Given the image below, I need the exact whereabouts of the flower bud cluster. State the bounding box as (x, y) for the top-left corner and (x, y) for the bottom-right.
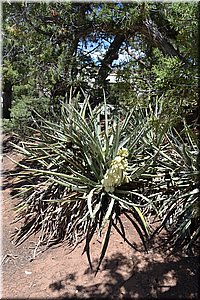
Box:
(102, 148), (129, 193)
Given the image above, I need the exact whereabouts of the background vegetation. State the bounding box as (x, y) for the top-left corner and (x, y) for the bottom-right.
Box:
(3, 2), (198, 124)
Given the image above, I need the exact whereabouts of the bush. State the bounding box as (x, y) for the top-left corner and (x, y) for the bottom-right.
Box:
(3, 95), (50, 134)
(152, 122), (199, 254)
(10, 93), (164, 273)
(10, 92), (199, 272)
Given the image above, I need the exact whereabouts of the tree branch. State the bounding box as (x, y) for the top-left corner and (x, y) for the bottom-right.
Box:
(141, 17), (187, 64)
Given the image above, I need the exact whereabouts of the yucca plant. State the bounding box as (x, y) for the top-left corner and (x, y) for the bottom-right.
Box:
(151, 120), (199, 254)
(9, 91), (164, 273)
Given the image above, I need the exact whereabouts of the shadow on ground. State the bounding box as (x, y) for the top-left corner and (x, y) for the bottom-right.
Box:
(49, 252), (200, 299)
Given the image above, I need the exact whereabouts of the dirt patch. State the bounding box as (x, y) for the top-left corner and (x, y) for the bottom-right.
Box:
(1, 135), (199, 299)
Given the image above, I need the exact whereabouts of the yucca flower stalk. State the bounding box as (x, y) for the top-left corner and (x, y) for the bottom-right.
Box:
(101, 148), (130, 193)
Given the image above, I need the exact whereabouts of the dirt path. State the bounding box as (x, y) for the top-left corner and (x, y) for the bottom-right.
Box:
(1, 135), (199, 299)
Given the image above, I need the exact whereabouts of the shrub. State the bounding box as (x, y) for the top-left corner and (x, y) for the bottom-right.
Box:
(151, 121), (199, 254)
(3, 95), (50, 134)
(10, 93), (162, 273)
(9, 92), (199, 273)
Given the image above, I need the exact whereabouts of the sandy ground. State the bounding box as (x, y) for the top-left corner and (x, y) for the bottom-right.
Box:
(1, 134), (199, 299)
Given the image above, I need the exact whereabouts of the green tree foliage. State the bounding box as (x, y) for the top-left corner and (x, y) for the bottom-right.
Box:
(2, 1), (198, 124)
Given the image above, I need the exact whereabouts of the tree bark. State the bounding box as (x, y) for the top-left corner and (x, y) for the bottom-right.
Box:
(97, 34), (125, 84)
(3, 80), (13, 119)
(141, 17), (187, 64)
(93, 34), (125, 106)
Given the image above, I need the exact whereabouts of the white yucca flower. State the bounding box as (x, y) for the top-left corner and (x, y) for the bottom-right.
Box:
(102, 148), (129, 193)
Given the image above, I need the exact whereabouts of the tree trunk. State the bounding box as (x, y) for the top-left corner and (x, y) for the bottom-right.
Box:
(3, 80), (13, 119)
(93, 34), (125, 106)
(97, 34), (125, 84)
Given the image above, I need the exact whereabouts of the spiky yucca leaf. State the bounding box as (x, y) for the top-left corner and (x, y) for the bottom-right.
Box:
(151, 121), (199, 253)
